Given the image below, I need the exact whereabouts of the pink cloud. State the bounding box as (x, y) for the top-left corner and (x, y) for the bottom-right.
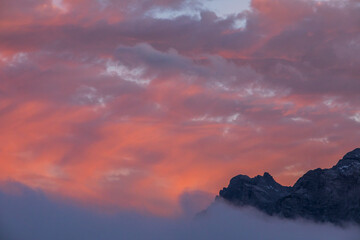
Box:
(0, 0), (360, 214)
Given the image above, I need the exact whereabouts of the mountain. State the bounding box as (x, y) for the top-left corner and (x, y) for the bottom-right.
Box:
(217, 148), (360, 225)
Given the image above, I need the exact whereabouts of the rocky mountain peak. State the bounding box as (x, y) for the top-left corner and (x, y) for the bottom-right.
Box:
(342, 148), (360, 160)
(216, 148), (360, 225)
(334, 148), (360, 174)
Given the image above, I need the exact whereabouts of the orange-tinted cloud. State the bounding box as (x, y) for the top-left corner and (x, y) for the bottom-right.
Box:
(1, 0), (360, 215)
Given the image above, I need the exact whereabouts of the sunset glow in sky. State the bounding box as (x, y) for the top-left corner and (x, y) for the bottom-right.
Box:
(1, 0), (360, 215)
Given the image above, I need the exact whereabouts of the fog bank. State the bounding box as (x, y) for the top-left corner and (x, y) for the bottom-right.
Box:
(0, 182), (359, 240)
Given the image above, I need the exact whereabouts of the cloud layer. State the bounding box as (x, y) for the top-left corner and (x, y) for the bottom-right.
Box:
(1, 182), (359, 240)
(1, 0), (360, 214)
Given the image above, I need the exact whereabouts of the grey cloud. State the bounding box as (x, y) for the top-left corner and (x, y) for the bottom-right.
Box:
(0, 182), (359, 240)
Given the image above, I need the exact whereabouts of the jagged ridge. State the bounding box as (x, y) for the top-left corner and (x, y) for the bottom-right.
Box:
(217, 148), (360, 225)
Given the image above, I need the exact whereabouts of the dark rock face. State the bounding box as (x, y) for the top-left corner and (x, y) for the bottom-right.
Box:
(218, 148), (360, 225)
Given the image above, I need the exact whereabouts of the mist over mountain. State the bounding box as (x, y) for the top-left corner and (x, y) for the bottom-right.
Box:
(0, 181), (359, 240)
(218, 148), (360, 225)
(1, 149), (360, 239)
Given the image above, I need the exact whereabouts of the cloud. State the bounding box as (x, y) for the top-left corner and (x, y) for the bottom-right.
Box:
(0, 182), (359, 240)
(1, 0), (360, 215)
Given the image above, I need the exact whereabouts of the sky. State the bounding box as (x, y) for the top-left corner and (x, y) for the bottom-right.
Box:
(1, 0), (360, 222)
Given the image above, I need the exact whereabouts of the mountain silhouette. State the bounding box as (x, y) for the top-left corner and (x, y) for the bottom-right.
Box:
(217, 148), (360, 225)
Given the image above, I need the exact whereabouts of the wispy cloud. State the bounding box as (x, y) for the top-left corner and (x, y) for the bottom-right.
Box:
(0, 0), (360, 214)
